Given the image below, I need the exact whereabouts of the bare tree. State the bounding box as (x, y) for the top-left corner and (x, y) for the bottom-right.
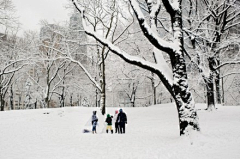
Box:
(30, 23), (70, 108)
(0, 33), (28, 111)
(183, 0), (240, 110)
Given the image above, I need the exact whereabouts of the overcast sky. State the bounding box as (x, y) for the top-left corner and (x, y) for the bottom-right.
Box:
(12, 0), (70, 36)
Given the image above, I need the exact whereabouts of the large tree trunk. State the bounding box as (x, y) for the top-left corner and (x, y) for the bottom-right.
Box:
(170, 54), (200, 135)
(169, 10), (200, 135)
(146, 0), (200, 134)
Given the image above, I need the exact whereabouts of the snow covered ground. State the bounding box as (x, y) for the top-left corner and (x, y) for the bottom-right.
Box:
(0, 103), (240, 159)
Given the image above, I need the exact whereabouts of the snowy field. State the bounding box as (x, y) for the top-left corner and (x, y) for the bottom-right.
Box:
(0, 103), (240, 159)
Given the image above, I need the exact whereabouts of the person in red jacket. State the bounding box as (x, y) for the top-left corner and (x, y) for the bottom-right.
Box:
(113, 110), (120, 133)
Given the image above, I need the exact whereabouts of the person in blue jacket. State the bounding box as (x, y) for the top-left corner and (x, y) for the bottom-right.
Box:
(92, 121), (97, 134)
(116, 109), (127, 134)
(91, 111), (98, 133)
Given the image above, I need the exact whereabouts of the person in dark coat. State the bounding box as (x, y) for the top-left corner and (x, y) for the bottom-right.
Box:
(105, 114), (113, 134)
(116, 109), (127, 134)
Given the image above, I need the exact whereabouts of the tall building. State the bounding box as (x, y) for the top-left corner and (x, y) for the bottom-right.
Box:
(69, 11), (88, 64)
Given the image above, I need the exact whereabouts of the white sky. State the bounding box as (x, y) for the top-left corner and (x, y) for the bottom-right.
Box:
(12, 0), (70, 36)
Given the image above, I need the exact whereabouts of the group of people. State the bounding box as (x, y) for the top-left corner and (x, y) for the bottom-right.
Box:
(91, 109), (127, 134)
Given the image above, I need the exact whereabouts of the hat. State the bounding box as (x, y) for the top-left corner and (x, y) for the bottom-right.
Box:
(107, 114), (110, 117)
(119, 109), (123, 113)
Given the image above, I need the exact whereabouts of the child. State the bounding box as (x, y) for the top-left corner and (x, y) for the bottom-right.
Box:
(92, 111), (98, 124)
(92, 121), (97, 134)
(105, 114), (113, 134)
(92, 111), (98, 134)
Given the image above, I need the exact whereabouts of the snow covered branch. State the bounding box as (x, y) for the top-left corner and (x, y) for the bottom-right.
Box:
(129, 0), (177, 55)
(0, 59), (29, 75)
(56, 56), (102, 91)
(72, 0), (173, 87)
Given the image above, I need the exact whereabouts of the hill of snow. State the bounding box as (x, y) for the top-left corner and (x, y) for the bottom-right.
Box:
(0, 103), (240, 159)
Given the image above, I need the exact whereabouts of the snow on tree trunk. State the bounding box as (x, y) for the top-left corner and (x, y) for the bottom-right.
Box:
(169, 38), (200, 134)
(170, 54), (200, 135)
(165, 2), (200, 135)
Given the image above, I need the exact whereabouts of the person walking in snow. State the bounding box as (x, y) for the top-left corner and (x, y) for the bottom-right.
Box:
(105, 114), (113, 134)
(116, 109), (127, 134)
(113, 110), (119, 133)
(92, 121), (97, 134)
(91, 111), (98, 133)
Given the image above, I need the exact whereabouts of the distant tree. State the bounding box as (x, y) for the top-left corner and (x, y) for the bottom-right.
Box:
(116, 66), (149, 107)
(0, 0), (22, 111)
(32, 23), (69, 108)
(0, 32), (28, 111)
(183, 0), (240, 110)
(0, 0), (19, 32)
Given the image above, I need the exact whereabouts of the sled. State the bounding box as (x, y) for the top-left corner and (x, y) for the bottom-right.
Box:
(83, 129), (91, 133)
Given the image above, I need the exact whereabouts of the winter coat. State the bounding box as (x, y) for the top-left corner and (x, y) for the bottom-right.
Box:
(117, 112), (127, 123)
(92, 112), (98, 125)
(105, 116), (113, 126)
(113, 114), (118, 123)
(92, 121), (97, 127)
